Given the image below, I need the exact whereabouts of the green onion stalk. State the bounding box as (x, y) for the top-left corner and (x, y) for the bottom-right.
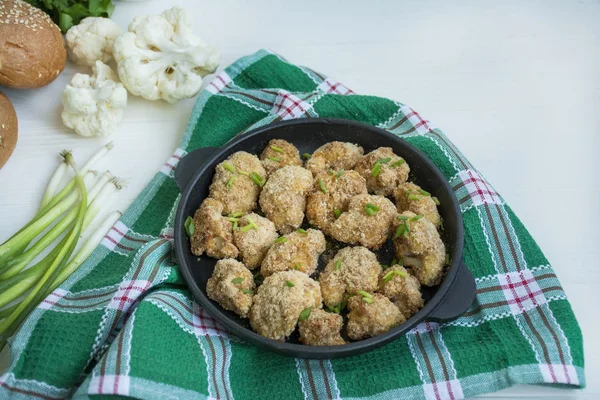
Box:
(0, 173), (119, 307)
(0, 152), (87, 335)
(0, 144), (122, 351)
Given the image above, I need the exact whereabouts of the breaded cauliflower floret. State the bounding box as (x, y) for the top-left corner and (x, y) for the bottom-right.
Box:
(233, 213), (278, 269)
(354, 147), (410, 196)
(249, 270), (322, 341)
(260, 139), (302, 176)
(209, 151), (266, 215)
(206, 259), (255, 318)
(306, 170), (367, 235)
(190, 198), (238, 259)
(319, 246), (381, 308)
(305, 142), (364, 175)
(394, 182), (441, 227)
(393, 211), (446, 286)
(378, 265), (424, 319)
(259, 165), (313, 233)
(298, 309), (345, 346)
(261, 229), (326, 277)
(329, 194), (397, 249)
(346, 293), (405, 340)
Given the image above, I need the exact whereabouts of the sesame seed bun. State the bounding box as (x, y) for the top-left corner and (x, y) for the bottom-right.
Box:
(0, 91), (18, 169)
(0, 0), (66, 89)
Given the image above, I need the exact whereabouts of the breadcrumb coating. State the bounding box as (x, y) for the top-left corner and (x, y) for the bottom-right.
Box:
(354, 147), (410, 196)
(233, 213), (278, 269)
(260, 229), (326, 277)
(190, 198), (238, 259)
(206, 259), (255, 318)
(394, 182), (441, 227)
(298, 309), (346, 346)
(260, 139), (302, 176)
(249, 270), (322, 341)
(305, 141), (363, 175)
(378, 265), (424, 318)
(346, 293), (405, 340)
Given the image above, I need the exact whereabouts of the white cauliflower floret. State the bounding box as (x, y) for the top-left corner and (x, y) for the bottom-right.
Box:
(113, 6), (220, 103)
(66, 17), (123, 67)
(61, 61), (127, 137)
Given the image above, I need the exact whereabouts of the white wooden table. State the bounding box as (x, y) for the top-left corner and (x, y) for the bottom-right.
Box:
(1, 0), (598, 398)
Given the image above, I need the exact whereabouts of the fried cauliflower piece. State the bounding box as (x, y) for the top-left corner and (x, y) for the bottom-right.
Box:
(206, 259), (255, 318)
(190, 198), (238, 259)
(305, 142), (364, 175)
(354, 147), (410, 196)
(232, 213), (278, 269)
(260, 229), (326, 277)
(394, 182), (441, 227)
(298, 309), (345, 346)
(346, 293), (405, 340)
(259, 165), (313, 233)
(209, 151), (266, 215)
(378, 265), (424, 319)
(319, 246), (381, 308)
(249, 270), (322, 341)
(393, 211), (446, 286)
(329, 194), (397, 249)
(260, 139), (302, 176)
(306, 170), (367, 235)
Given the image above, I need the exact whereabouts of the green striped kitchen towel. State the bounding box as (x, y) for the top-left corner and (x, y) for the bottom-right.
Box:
(0, 50), (584, 400)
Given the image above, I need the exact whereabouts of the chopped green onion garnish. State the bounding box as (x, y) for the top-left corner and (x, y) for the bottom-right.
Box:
(334, 258), (342, 270)
(367, 203), (380, 211)
(411, 214), (424, 221)
(231, 277), (243, 284)
(226, 217), (239, 223)
(445, 254), (450, 265)
(286, 280), (294, 287)
(376, 157), (391, 164)
(371, 163), (382, 178)
(334, 208), (342, 219)
(241, 289), (254, 295)
(329, 168), (336, 175)
(303, 153), (311, 159)
(274, 236), (288, 244)
(408, 194), (421, 201)
(365, 207), (377, 216)
(293, 263), (301, 270)
(397, 215), (409, 220)
(432, 196), (440, 206)
(299, 306), (312, 321)
(228, 212), (244, 218)
(391, 159), (405, 167)
(239, 170), (250, 176)
(380, 264), (389, 270)
(336, 169), (345, 178)
(268, 156), (281, 162)
(270, 145), (284, 153)
(223, 162), (236, 173)
(418, 188), (431, 196)
(326, 304), (340, 314)
(391, 257), (399, 266)
(439, 217), (445, 231)
(297, 228), (308, 235)
(405, 222), (411, 233)
(240, 217), (258, 232)
(394, 224), (405, 239)
(226, 176), (235, 189)
(363, 297), (374, 304)
(232, 221), (238, 231)
(251, 172), (265, 187)
(184, 216), (195, 237)
(318, 178), (327, 194)
(357, 290), (373, 299)
(383, 269), (408, 283)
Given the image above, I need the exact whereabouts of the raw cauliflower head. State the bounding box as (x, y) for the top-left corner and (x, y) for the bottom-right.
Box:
(113, 6), (220, 103)
(66, 17), (123, 67)
(61, 61), (127, 137)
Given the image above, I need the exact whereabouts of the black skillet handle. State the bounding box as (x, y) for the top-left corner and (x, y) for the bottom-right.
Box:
(174, 147), (218, 192)
(427, 263), (476, 323)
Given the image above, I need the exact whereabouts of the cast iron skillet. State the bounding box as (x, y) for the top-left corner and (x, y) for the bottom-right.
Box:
(174, 118), (475, 359)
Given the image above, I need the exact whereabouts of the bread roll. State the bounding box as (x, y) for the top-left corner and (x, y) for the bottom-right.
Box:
(0, 0), (66, 89)
(0, 92), (18, 169)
